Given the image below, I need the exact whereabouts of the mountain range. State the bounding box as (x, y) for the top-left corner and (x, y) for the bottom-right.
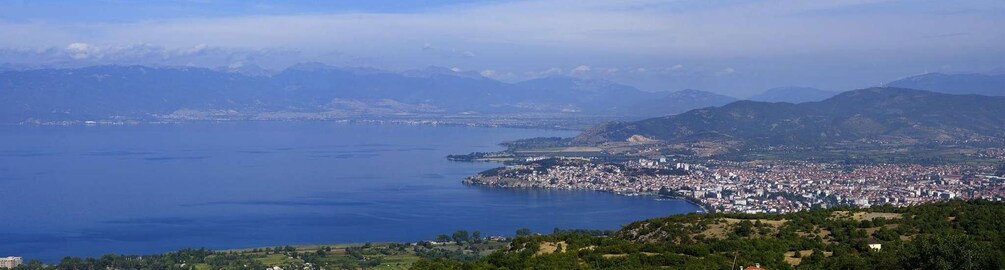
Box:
(0, 64), (735, 123)
(575, 87), (1005, 145)
(742, 72), (1005, 104)
(747, 86), (840, 103)
(886, 72), (1005, 96)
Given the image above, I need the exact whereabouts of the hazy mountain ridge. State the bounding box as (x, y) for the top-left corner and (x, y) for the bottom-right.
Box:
(1, 65), (276, 123)
(574, 87), (1005, 145)
(886, 72), (1005, 96)
(615, 89), (738, 119)
(0, 65), (737, 123)
(748, 86), (840, 103)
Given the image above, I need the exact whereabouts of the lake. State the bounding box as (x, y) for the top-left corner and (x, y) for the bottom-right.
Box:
(0, 122), (700, 262)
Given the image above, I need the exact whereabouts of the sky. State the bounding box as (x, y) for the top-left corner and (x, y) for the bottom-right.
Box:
(1, 0), (1004, 97)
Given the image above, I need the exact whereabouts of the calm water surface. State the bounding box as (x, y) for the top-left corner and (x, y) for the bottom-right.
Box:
(0, 122), (699, 261)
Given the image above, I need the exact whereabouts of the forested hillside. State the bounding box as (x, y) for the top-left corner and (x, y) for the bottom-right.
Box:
(412, 200), (1005, 269)
(575, 88), (1005, 145)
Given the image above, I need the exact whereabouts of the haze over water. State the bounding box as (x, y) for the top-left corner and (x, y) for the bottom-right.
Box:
(0, 122), (700, 262)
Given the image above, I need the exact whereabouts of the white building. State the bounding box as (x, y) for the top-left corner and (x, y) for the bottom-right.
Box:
(0, 257), (22, 269)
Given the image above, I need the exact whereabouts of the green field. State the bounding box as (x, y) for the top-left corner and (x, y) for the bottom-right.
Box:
(213, 240), (510, 270)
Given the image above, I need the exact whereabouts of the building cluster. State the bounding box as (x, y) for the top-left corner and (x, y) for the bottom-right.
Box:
(470, 157), (1005, 214)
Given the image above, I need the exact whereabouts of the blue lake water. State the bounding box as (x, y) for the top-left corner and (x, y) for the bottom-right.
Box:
(0, 122), (700, 262)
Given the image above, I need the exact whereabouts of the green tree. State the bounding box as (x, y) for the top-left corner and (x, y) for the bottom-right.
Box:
(735, 220), (754, 237)
(899, 233), (995, 270)
(436, 234), (451, 243)
(452, 230), (470, 245)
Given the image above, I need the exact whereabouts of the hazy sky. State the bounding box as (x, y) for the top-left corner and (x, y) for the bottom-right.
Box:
(2, 0), (1004, 97)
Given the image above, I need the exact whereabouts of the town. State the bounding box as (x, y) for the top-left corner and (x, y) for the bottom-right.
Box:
(465, 156), (1005, 213)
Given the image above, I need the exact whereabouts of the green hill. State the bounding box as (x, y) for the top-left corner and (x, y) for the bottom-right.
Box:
(574, 88), (1005, 146)
(412, 200), (1005, 269)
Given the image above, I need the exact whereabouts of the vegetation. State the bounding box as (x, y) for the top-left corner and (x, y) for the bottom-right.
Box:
(717, 142), (1005, 166)
(497, 137), (574, 152)
(575, 88), (1005, 146)
(1, 236), (509, 270)
(410, 200), (1005, 269)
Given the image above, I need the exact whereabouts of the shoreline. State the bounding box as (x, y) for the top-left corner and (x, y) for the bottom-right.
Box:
(10, 116), (614, 131)
(466, 183), (710, 214)
(2, 123), (586, 263)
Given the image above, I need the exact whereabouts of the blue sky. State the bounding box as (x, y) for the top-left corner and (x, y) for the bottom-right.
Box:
(0, 0), (500, 22)
(2, 0), (1004, 97)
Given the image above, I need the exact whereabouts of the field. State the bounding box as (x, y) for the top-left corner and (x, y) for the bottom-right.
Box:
(202, 240), (509, 270)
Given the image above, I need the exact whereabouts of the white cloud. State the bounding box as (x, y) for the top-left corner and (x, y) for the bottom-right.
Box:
(716, 67), (735, 75)
(539, 67), (564, 77)
(66, 42), (99, 59)
(6, 0), (999, 59)
(1, 0), (1003, 95)
(571, 65), (591, 73)
(479, 69), (523, 81)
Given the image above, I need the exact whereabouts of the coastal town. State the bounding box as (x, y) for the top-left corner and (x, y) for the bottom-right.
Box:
(464, 156), (1005, 214)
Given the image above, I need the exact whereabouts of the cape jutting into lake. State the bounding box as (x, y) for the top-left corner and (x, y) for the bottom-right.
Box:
(0, 122), (700, 262)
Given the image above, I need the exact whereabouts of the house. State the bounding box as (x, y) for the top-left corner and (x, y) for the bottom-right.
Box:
(867, 238), (882, 250)
(0, 257), (21, 269)
(743, 263), (764, 270)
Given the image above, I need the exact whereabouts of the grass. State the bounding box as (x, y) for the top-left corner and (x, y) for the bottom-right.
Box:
(255, 254), (294, 266)
(219, 240), (509, 269)
(371, 254), (422, 270)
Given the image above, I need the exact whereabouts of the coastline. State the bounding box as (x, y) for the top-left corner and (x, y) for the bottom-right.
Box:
(3, 122), (595, 262)
(12, 116), (608, 131)
(464, 182), (710, 214)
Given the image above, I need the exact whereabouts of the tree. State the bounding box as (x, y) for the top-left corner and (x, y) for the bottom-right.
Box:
(735, 220), (754, 237)
(516, 228), (533, 237)
(436, 234), (451, 243)
(472, 230), (482, 243)
(452, 230), (470, 245)
(899, 233), (994, 270)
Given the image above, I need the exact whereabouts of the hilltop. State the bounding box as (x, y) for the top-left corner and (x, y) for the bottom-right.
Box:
(574, 88), (1005, 146)
(748, 87), (840, 103)
(412, 200), (1005, 269)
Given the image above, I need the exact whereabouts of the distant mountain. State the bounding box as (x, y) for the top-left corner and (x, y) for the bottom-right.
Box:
(0, 64), (736, 123)
(747, 86), (840, 103)
(575, 88), (1005, 145)
(0, 65), (275, 123)
(886, 73), (1005, 96)
(216, 63), (274, 77)
(626, 89), (737, 116)
(400, 66), (486, 80)
(269, 63), (521, 113)
(513, 76), (664, 114)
